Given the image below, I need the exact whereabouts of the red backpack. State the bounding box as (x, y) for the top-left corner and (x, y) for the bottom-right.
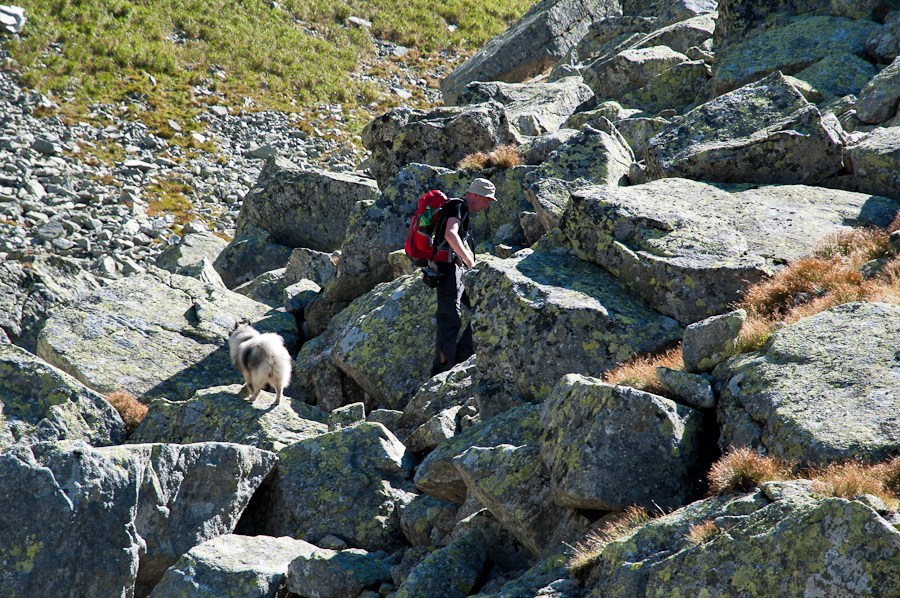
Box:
(405, 190), (452, 263)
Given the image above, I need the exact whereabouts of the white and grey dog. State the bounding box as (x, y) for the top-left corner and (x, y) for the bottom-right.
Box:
(228, 323), (291, 405)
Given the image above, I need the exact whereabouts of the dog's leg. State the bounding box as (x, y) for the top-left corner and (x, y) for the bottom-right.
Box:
(249, 386), (261, 403)
(274, 387), (282, 405)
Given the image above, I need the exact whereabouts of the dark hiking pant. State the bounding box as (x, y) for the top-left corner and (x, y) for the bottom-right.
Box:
(433, 261), (474, 374)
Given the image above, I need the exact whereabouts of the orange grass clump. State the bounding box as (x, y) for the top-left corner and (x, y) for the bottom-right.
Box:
(707, 447), (793, 495)
(602, 346), (683, 397)
(457, 145), (523, 171)
(568, 506), (652, 581)
(105, 390), (149, 432)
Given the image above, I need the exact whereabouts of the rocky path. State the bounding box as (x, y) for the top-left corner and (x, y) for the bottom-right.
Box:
(0, 40), (451, 278)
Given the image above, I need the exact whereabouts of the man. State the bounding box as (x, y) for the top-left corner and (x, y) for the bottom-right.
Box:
(431, 177), (497, 376)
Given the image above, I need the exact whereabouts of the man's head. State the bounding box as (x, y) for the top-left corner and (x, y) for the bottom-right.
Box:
(464, 178), (497, 213)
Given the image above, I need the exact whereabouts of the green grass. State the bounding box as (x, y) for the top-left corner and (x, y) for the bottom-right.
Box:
(6, 0), (529, 136)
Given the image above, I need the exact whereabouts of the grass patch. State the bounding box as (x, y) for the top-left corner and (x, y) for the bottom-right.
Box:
(685, 520), (720, 545)
(602, 346), (683, 397)
(7, 0), (528, 136)
(105, 390), (149, 432)
(568, 506), (653, 582)
(458, 145), (523, 171)
(708, 448), (900, 509)
(145, 178), (194, 224)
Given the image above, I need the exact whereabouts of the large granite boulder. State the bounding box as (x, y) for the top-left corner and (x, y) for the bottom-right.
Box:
(361, 103), (519, 190)
(560, 178), (900, 325)
(856, 56), (900, 124)
(791, 52), (877, 100)
(131, 384), (327, 451)
(394, 531), (488, 598)
(296, 274), (446, 411)
(0, 343), (127, 450)
(414, 403), (543, 504)
(590, 45), (688, 100)
(457, 77), (594, 136)
(540, 374), (704, 511)
(588, 485), (900, 597)
(286, 545), (393, 598)
(711, 15), (879, 93)
(36, 267), (295, 401)
(621, 59), (711, 114)
(285, 246), (337, 287)
(465, 251), (682, 401)
(713, 0), (888, 48)
(0, 254), (99, 352)
(0, 440), (276, 598)
(714, 302), (900, 464)
(531, 121), (634, 186)
(453, 443), (585, 557)
(149, 534), (316, 598)
(645, 72), (845, 185)
(257, 422), (416, 551)
(238, 156), (379, 252)
(440, 0), (622, 105)
(845, 126), (900, 201)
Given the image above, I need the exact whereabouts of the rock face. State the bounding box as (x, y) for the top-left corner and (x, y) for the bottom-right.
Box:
(711, 15), (879, 93)
(36, 268), (295, 401)
(845, 126), (900, 201)
(646, 72), (845, 185)
(154, 232), (229, 278)
(286, 545), (392, 598)
(0, 440), (276, 598)
(238, 156), (379, 252)
(715, 302), (900, 464)
(0, 343), (127, 450)
(394, 531), (488, 598)
(258, 423), (416, 551)
(149, 534), (316, 598)
(531, 121), (634, 186)
(589, 485), (900, 597)
(540, 374), (704, 511)
(440, 0), (622, 105)
(131, 385), (327, 451)
(560, 178), (900, 325)
(466, 251), (682, 401)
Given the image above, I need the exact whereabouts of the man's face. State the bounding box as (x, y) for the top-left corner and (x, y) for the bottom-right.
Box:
(470, 193), (495, 212)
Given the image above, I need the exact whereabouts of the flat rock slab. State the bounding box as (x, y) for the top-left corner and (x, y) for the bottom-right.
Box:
(560, 178), (900, 325)
(0, 343), (127, 450)
(645, 72), (845, 186)
(36, 268), (295, 401)
(466, 250), (682, 401)
(149, 534), (318, 598)
(132, 384), (327, 452)
(0, 440), (276, 598)
(714, 302), (900, 464)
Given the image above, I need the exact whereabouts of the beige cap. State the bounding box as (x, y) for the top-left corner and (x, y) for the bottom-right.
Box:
(466, 178), (496, 200)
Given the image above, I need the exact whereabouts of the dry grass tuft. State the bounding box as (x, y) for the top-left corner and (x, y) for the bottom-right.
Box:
(707, 447), (793, 495)
(105, 390), (149, 432)
(686, 520), (720, 545)
(734, 227), (900, 353)
(568, 506), (652, 581)
(602, 346), (683, 397)
(457, 145), (523, 171)
(807, 457), (900, 508)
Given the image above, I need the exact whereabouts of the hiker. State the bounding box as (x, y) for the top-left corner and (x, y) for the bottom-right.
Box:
(431, 177), (497, 376)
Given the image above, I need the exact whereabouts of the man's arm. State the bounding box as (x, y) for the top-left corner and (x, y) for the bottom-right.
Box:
(444, 217), (474, 269)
